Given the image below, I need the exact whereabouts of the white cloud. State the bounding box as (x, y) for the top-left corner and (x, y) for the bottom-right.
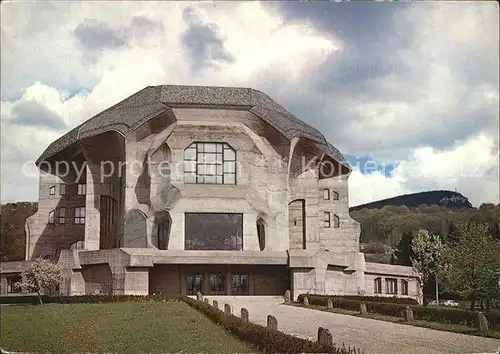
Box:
(349, 133), (499, 207)
(0, 1), (498, 209)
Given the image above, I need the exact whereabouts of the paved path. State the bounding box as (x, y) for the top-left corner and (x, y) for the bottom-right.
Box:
(203, 296), (500, 354)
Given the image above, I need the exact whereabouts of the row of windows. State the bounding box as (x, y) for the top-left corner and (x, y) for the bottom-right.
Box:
(374, 277), (409, 295)
(48, 207), (85, 225)
(323, 189), (340, 201)
(49, 184), (86, 196)
(324, 212), (340, 228)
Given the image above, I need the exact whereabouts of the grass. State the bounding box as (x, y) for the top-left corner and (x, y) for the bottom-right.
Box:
(292, 303), (500, 340)
(0, 301), (257, 353)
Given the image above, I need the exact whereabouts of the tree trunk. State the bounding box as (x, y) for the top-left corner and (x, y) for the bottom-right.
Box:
(37, 290), (43, 305)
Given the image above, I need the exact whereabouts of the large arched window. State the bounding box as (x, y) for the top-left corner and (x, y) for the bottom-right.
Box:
(257, 218), (266, 251)
(158, 218), (171, 250)
(184, 142), (236, 184)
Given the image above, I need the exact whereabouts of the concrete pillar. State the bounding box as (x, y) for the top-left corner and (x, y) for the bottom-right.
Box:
(84, 162), (101, 250)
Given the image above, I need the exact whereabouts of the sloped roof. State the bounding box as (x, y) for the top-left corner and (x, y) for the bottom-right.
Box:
(36, 85), (350, 169)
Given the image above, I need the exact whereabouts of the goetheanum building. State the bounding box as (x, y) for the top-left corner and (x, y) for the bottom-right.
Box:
(1, 85), (420, 301)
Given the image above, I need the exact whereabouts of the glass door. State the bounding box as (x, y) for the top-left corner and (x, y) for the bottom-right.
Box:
(187, 273), (203, 295)
(209, 273), (226, 295)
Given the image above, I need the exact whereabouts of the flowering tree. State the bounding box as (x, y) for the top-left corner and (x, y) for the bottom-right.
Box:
(17, 258), (61, 305)
(411, 229), (446, 303)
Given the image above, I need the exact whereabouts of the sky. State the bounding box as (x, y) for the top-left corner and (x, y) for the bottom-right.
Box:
(1, 1), (498, 207)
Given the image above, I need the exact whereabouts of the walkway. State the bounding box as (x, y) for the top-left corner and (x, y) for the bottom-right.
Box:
(203, 296), (500, 354)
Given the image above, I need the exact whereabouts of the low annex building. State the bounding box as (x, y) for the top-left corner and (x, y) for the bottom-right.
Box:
(1, 85), (420, 301)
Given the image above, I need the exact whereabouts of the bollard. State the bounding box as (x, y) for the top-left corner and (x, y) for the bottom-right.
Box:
(241, 308), (249, 322)
(224, 303), (232, 315)
(267, 315), (278, 330)
(284, 290), (291, 303)
(360, 302), (367, 315)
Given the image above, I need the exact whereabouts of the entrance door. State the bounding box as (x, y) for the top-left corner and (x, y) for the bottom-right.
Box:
(186, 273), (203, 295)
(208, 273), (226, 295)
(231, 273), (249, 295)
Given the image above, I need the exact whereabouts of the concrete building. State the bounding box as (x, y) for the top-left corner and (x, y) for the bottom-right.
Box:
(1, 85), (420, 301)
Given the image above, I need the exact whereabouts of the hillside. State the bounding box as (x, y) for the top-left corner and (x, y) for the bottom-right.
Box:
(350, 190), (473, 212)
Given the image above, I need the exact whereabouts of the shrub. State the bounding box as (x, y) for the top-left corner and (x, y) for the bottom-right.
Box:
(297, 294), (418, 305)
(0, 294), (180, 305)
(182, 296), (362, 354)
(297, 294), (500, 331)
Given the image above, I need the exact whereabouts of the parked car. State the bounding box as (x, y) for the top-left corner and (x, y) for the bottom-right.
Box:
(442, 300), (460, 307)
(428, 300), (439, 306)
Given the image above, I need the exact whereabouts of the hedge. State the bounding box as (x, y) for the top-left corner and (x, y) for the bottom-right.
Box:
(297, 294), (418, 305)
(0, 294), (180, 305)
(297, 294), (500, 331)
(182, 296), (363, 354)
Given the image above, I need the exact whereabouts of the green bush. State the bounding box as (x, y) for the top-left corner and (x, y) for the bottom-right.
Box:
(297, 294), (500, 331)
(297, 294), (418, 305)
(0, 294), (180, 305)
(183, 296), (362, 354)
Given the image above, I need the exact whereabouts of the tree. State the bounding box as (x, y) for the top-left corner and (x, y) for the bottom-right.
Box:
(17, 258), (61, 305)
(443, 221), (500, 310)
(392, 231), (415, 266)
(411, 229), (446, 303)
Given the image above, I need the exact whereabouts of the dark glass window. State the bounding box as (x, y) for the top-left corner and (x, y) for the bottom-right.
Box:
(7, 276), (22, 293)
(386, 278), (398, 294)
(48, 210), (55, 224)
(374, 277), (382, 294)
(184, 142), (236, 184)
(100, 196), (116, 249)
(333, 214), (340, 228)
(158, 218), (171, 250)
(187, 273), (203, 295)
(324, 211), (331, 228)
(59, 183), (66, 195)
(332, 191), (339, 200)
(185, 213), (243, 251)
(401, 280), (409, 295)
(75, 207), (86, 224)
(58, 208), (66, 224)
(257, 218), (266, 251)
(209, 273), (225, 294)
(232, 273), (249, 295)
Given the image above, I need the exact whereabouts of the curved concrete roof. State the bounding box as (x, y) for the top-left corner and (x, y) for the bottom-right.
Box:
(36, 85), (350, 169)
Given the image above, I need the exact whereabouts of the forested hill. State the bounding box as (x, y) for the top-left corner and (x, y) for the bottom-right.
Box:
(350, 190), (473, 212)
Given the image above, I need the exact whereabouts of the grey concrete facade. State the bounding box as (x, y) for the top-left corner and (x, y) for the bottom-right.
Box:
(2, 85), (420, 301)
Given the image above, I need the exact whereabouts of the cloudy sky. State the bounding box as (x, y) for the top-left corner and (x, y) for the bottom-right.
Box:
(1, 1), (498, 207)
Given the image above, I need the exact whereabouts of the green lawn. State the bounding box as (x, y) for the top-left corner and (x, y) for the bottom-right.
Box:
(0, 301), (257, 353)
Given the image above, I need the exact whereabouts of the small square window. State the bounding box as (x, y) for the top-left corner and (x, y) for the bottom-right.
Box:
(49, 186), (55, 195)
(323, 189), (330, 200)
(77, 184), (86, 196)
(59, 184), (66, 195)
(332, 191), (339, 200)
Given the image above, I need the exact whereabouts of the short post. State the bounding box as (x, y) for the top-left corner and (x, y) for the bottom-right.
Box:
(284, 290), (291, 303)
(241, 308), (249, 322)
(196, 292), (203, 301)
(224, 303), (232, 315)
(404, 306), (414, 322)
(212, 300), (219, 309)
(317, 327), (333, 347)
(303, 296), (309, 306)
(360, 302), (367, 315)
(476, 312), (489, 335)
(327, 298), (333, 310)
(267, 315), (278, 330)
(204, 298), (209, 304)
